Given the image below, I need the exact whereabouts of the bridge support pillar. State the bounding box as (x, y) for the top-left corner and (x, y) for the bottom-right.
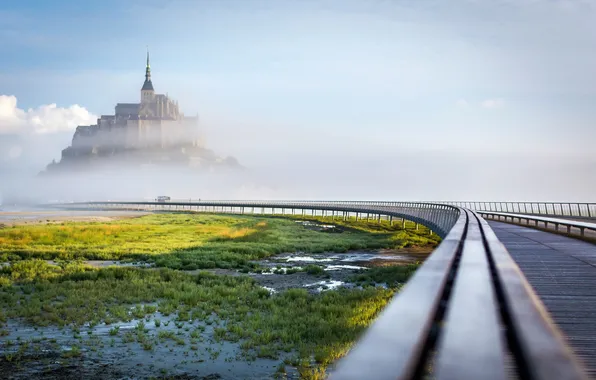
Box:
(356, 213), (359, 221)
(415, 223), (419, 230)
(389, 216), (393, 225)
(378, 214), (381, 223)
(402, 219), (406, 229)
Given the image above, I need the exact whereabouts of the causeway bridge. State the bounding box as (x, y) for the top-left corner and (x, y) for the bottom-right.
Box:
(50, 200), (596, 380)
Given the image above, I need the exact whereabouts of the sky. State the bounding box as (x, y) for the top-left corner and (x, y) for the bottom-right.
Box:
(1, 0), (595, 201)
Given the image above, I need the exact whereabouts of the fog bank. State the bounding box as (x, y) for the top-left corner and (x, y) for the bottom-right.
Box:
(2, 151), (595, 205)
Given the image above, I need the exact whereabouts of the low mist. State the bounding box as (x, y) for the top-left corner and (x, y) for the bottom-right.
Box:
(1, 92), (595, 204)
(2, 143), (596, 205)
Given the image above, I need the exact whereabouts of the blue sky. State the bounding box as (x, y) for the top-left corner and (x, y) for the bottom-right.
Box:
(1, 0), (595, 200)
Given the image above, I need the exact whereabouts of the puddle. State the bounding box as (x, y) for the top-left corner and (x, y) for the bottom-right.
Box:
(304, 280), (345, 292)
(276, 250), (418, 265)
(325, 265), (365, 271)
(258, 266), (303, 275)
(243, 248), (428, 294)
(261, 286), (277, 294)
(286, 256), (335, 263)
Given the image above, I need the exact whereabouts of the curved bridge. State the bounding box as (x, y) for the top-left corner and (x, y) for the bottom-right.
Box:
(48, 200), (594, 379)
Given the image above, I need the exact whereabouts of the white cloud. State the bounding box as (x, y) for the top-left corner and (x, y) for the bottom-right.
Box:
(0, 95), (97, 135)
(481, 98), (504, 109)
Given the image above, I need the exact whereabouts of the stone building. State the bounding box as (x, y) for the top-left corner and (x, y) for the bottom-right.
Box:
(43, 51), (239, 173)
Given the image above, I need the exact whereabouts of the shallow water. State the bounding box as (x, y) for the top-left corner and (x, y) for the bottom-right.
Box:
(245, 248), (424, 294)
(324, 265), (365, 271)
(0, 312), (294, 380)
(304, 280), (345, 292)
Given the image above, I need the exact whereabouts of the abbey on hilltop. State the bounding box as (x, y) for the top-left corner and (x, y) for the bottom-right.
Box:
(43, 51), (239, 173)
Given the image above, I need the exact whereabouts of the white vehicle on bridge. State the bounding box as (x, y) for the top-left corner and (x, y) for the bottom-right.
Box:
(156, 196), (171, 203)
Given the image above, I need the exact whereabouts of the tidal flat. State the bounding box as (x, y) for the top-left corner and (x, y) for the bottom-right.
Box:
(0, 212), (439, 379)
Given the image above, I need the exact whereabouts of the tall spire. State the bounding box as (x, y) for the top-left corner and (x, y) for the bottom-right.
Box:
(141, 47), (154, 91)
(145, 47), (151, 82)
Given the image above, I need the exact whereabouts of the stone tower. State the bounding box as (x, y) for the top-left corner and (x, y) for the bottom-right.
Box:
(141, 49), (154, 103)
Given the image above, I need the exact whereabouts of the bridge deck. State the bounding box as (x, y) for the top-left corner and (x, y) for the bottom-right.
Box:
(489, 221), (596, 377)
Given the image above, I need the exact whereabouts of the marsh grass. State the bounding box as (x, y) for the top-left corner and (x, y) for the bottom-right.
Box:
(0, 264), (402, 375)
(350, 264), (421, 288)
(0, 213), (434, 378)
(0, 214), (439, 270)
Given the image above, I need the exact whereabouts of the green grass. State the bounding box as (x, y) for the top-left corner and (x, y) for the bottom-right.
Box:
(0, 264), (403, 375)
(0, 213), (436, 378)
(349, 264), (421, 288)
(0, 213), (439, 270)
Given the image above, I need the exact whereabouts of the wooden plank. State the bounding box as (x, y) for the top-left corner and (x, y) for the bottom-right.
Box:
(490, 222), (596, 377)
(479, 217), (590, 380)
(435, 211), (507, 380)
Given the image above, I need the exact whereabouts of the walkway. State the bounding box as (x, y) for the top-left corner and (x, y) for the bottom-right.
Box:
(489, 221), (596, 377)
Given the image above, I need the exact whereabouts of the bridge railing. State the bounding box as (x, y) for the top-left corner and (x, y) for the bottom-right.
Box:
(162, 200), (596, 219)
(51, 200), (460, 238)
(331, 208), (588, 380)
(45, 200), (590, 379)
(61, 199), (596, 219)
(479, 211), (596, 239)
(434, 201), (596, 219)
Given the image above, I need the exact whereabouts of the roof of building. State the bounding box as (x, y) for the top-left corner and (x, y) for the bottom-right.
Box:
(142, 79), (154, 91)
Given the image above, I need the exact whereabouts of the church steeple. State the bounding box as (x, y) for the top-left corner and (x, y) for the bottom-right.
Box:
(141, 48), (154, 92)
(145, 50), (151, 81)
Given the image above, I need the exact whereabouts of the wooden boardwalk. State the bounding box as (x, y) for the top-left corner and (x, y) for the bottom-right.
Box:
(489, 221), (596, 377)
